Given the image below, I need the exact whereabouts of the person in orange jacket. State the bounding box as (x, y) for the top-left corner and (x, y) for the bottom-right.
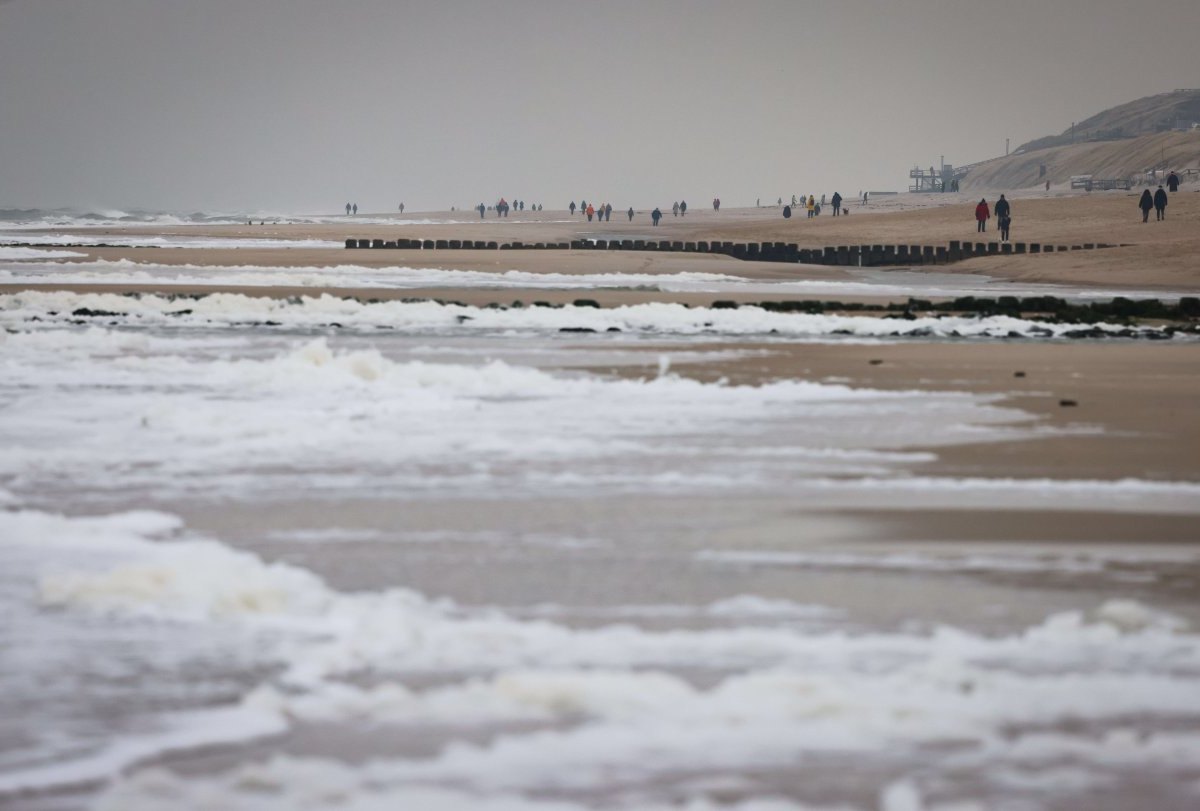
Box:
(585, 203), (595, 222)
(975, 198), (990, 233)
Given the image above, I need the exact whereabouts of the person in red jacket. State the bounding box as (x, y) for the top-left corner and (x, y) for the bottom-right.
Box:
(975, 198), (990, 233)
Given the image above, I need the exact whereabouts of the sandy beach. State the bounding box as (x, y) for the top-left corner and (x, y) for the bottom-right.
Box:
(5, 189), (1200, 294)
(4, 190), (1198, 497)
(3, 189), (1200, 811)
(4, 189), (1198, 528)
(8, 2), (1200, 804)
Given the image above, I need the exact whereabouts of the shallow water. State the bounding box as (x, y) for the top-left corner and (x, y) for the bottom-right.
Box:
(2, 294), (1199, 811)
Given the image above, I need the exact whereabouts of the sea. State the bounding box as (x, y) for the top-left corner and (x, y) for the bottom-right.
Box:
(2, 210), (1199, 811)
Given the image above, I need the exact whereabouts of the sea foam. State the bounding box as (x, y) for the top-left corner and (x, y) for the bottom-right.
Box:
(0, 290), (1177, 339)
(6, 507), (1200, 807)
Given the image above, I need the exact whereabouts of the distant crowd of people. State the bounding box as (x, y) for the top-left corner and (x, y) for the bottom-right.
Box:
(351, 172), (1185, 237)
(567, 199), (698, 224)
(776, 191), (853, 220)
(571, 201), (615, 222)
(476, 198), (543, 218)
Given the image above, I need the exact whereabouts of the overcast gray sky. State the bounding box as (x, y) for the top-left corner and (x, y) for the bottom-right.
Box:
(2, 0), (1197, 214)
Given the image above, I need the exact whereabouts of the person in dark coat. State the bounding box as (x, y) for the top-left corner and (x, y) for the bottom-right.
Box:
(477, 202), (486, 219)
(627, 206), (634, 222)
(1153, 185), (1168, 221)
(570, 201), (577, 215)
(679, 200), (687, 216)
(651, 207), (662, 226)
(994, 195), (1011, 241)
(994, 194), (1010, 219)
(1167, 171), (1179, 192)
(1138, 189), (1154, 223)
(831, 192), (842, 216)
(974, 199), (990, 233)
(782, 205), (792, 219)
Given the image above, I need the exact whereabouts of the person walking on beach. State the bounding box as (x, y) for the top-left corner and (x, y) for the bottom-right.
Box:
(672, 202), (680, 217)
(352, 203), (358, 216)
(627, 206), (634, 221)
(975, 198), (989, 232)
(994, 194), (1010, 219)
(399, 203), (405, 214)
(651, 207), (662, 226)
(345, 203), (351, 216)
(1138, 189), (1154, 222)
(477, 202), (486, 219)
(806, 195), (815, 218)
(1154, 185), (1168, 221)
(713, 197), (720, 211)
(679, 200), (687, 216)
(994, 195), (1011, 240)
(1167, 171), (1180, 193)
(570, 201), (577, 215)
(604, 203), (612, 222)
(585, 203), (595, 222)
(831, 191), (842, 216)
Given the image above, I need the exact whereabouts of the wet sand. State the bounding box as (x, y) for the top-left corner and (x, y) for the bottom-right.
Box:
(666, 340), (1200, 482)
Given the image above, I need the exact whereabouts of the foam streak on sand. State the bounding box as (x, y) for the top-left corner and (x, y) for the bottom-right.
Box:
(0, 328), (1019, 500)
(0, 259), (743, 291)
(1, 234), (345, 250)
(0, 259), (1191, 301)
(9, 325), (1195, 513)
(0, 247), (89, 261)
(0, 210), (478, 229)
(0, 290), (1182, 339)
(2, 508), (1199, 808)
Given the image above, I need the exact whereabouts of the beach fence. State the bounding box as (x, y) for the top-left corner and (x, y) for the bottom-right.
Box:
(344, 237), (1120, 267)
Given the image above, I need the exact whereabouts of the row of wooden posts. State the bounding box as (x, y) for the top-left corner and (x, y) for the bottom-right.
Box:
(344, 237), (1117, 267)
